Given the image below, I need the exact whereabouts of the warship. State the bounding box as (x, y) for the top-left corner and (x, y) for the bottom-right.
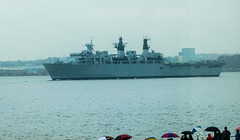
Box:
(43, 37), (224, 80)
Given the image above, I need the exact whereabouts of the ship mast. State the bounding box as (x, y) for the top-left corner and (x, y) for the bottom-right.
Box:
(113, 36), (127, 57)
(85, 40), (94, 53)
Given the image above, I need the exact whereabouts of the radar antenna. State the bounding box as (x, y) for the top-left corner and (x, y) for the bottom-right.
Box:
(85, 40), (94, 52)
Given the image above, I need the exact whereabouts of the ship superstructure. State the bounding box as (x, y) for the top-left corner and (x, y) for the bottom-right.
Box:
(43, 37), (224, 80)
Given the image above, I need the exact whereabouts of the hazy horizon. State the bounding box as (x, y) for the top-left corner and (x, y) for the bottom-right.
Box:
(1, 0), (240, 61)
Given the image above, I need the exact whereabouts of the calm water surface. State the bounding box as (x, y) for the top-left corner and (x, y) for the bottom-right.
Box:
(0, 72), (239, 140)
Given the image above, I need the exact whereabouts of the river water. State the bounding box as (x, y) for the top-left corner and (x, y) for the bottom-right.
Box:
(0, 72), (239, 140)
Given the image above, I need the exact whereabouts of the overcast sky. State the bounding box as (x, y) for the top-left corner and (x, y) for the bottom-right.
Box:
(0, 0), (240, 61)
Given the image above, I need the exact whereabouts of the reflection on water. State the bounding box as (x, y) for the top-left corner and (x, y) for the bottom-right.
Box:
(0, 72), (239, 140)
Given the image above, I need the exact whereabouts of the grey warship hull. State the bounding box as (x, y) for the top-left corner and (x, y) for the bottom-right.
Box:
(43, 62), (222, 80)
(43, 37), (223, 80)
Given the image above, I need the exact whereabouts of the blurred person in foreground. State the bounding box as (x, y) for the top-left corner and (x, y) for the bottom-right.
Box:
(222, 127), (231, 140)
(207, 133), (213, 140)
(236, 130), (240, 140)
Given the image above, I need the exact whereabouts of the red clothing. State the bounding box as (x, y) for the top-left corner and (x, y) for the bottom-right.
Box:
(207, 133), (213, 140)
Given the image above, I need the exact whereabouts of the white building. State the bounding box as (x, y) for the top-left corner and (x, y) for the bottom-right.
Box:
(179, 48), (195, 62)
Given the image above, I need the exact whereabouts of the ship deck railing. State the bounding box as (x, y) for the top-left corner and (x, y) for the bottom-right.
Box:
(77, 60), (163, 65)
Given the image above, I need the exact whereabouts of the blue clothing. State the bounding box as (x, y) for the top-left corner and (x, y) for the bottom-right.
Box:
(236, 132), (240, 140)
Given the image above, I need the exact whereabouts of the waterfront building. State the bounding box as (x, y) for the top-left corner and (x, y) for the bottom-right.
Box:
(179, 48), (195, 62)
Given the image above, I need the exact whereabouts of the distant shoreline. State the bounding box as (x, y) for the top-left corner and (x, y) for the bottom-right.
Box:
(0, 69), (239, 77)
(0, 69), (48, 76)
(1, 53), (240, 76)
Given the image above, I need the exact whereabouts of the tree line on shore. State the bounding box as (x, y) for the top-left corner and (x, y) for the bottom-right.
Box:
(0, 54), (239, 76)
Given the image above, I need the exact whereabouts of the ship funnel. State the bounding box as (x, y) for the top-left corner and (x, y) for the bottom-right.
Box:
(142, 38), (150, 55)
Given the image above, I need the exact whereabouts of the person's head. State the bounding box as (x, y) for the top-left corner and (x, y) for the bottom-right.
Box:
(208, 133), (212, 137)
(237, 130), (240, 133)
(224, 127), (227, 130)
